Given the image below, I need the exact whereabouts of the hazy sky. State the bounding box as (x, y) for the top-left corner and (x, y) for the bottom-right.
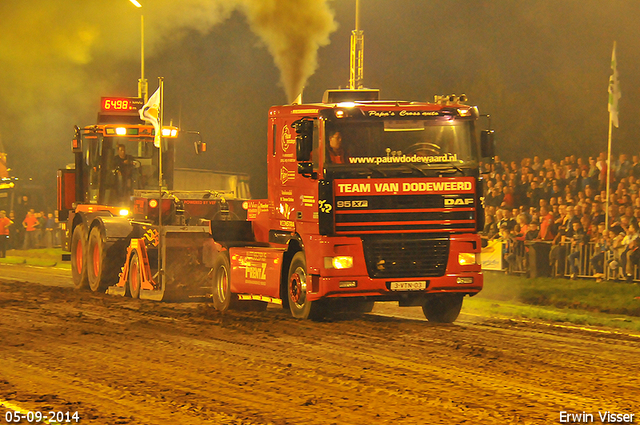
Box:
(1, 0), (639, 199)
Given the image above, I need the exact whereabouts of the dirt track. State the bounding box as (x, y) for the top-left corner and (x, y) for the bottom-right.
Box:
(0, 265), (639, 424)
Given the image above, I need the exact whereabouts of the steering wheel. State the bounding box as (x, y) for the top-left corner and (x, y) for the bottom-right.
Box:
(132, 159), (141, 168)
(404, 142), (441, 156)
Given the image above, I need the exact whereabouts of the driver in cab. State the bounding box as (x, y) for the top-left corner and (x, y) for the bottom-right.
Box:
(113, 143), (134, 202)
(327, 130), (348, 164)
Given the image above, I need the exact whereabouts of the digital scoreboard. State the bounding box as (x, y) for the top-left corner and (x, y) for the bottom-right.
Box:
(100, 97), (144, 113)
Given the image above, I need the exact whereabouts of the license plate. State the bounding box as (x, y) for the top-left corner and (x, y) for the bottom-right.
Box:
(389, 281), (427, 291)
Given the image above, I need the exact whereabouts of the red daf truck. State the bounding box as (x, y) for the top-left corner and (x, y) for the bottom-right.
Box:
(59, 90), (493, 322)
(208, 89), (494, 321)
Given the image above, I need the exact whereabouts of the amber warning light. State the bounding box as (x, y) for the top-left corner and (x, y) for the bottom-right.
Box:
(100, 97), (144, 113)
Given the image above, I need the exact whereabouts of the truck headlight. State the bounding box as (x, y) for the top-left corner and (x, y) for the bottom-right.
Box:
(458, 253), (478, 266)
(324, 256), (354, 269)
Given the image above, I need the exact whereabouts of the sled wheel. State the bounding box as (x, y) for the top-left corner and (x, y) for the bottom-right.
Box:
(128, 252), (142, 299)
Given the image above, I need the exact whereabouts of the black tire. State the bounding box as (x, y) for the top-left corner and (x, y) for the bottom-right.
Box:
(421, 294), (464, 323)
(211, 252), (237, 312)
(287, 251), (325, 320)
(70, 223), (89, 290)
(127, 252), (142, 299)
(87, 226), (120, 292)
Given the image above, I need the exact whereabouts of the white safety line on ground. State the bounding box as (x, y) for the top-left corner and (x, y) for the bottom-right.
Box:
(459, 311), (640, 339)
(370, 311), (640, 340)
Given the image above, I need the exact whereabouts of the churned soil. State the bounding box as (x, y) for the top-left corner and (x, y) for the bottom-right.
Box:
(0, 265), (639, 424)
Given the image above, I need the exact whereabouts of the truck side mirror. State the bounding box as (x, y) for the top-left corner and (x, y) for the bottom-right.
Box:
(480, 129), (495, 159)
(297, 162), (316, 179)
(292, 118), (313, 162)
(183, 130), (205, 155)
(194, 140), (207, 155)
(72, 125), (82, 153)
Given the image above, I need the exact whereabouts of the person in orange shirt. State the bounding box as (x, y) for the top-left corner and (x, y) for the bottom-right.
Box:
(538, 206), (556, 241)
(22, 209), (39, 250)
(0, 210), (13, 258)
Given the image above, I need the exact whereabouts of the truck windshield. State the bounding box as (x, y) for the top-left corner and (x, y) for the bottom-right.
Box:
(324, 119), (477, 166)
(103, 136), (164, 191)
(82, 133), (172, 204)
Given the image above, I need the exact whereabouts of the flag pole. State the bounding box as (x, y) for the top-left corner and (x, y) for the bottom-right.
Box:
(605, 40), (620, 232)
(137, 80), (163, 285)
(158, 77), (164, 285)
(605, 115), (612, 231)
(158, 77), (164, 191)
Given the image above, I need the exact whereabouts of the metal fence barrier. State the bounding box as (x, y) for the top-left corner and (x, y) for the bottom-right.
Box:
(493, 239), (640, 281)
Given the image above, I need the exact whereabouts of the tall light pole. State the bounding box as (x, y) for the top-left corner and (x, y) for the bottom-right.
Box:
(349, 0), (364, 89)
(128, 0), (148, 101)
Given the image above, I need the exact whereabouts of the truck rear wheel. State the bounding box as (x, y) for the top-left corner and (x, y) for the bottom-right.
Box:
(71, 224), (89, 290)
(87, 226), (119, 293)
(127, 252), (142, 299)
(287, 252), (325, 320)
(211, 251), (237, 312)
(422, 294), (464, 323)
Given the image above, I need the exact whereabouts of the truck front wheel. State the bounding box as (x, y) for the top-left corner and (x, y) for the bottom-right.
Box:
(71, 224), (89, 290)
(422, 294), (464, 323)
(287, 252), (324, 320)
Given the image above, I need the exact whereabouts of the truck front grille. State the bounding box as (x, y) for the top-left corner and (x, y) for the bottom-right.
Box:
(361, 235), (449, 278)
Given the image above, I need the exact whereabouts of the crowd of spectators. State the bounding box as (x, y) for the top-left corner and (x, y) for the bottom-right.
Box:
(0, 195), (60, 256)
(480, 152), (640, 282)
